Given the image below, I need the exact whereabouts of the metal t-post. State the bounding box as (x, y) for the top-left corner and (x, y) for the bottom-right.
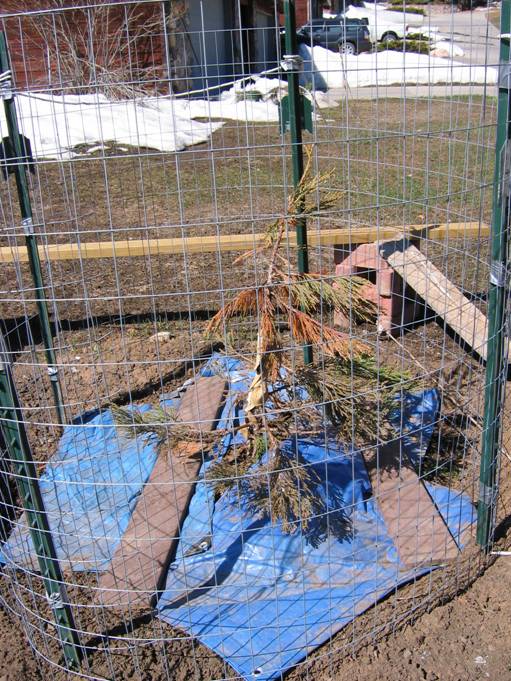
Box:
(476, 1), (511, 549)
(283, 0), (312, 364)
(0, 31), (66, 425)
(0, 332), (82, 669)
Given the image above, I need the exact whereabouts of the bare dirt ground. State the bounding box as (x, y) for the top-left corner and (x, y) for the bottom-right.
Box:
(0, 553), (509, 681)
(0, 314), (504, 681)
(332, 555), (511, 681)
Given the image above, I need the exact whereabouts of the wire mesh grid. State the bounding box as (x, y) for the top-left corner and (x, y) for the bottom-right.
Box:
(0, 1), (509, 679)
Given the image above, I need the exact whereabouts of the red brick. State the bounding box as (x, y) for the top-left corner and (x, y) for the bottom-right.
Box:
(334, 239), (421, 335)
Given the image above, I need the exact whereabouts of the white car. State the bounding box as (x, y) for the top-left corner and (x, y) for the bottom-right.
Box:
(344, 8), (409, 42)
(351, 1), (425, 27)
(326, 1), (424, 42)
(324, 9), (409, 44)
(372, 3), (424, 28)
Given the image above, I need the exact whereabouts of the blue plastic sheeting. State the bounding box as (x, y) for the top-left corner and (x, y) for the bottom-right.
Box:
(0, 358), (236, 572)
(298, 43), (328, 91)
(157, 356), (475, 681)
(389, 389), (439, 466)
(1, 407), (160, 572)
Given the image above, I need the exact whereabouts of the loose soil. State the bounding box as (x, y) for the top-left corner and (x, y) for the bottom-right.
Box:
(1, 552), (510, 681)
(0, 311), (503, 681)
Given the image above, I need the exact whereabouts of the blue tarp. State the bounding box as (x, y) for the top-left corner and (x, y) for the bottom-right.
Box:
(1, 406), (160, 572)
(298, 43), (328, 91)
(156, 356), (475, 681)
(1, 354), (475, 681)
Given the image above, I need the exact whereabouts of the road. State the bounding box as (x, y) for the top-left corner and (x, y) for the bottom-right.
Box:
(427, 6), (500, 67)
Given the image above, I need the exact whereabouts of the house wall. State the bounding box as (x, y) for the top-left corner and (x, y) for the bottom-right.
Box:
(2, 0), (279, 95)
(296, 0), (310, 24)
(2, 1), (165, 92)
(253, 6), (279, 74)
(186, 0), (234, 90)
(2, 12), (53, 89)
(186, 0), (278, 89)
(294, 0), (324, 25)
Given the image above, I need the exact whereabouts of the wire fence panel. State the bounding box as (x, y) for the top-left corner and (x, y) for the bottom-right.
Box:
(0, 1), (509, 680)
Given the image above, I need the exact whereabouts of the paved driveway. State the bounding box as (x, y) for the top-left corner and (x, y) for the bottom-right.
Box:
(427, 7), (500, 67)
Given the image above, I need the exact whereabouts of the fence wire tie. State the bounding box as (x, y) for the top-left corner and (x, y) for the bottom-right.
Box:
(479, 482), (498, 507)
(490, 261), (509, 288)
(0, 69), (12, 100)
(280, 54), (303, 73)
(46, 588), (66, 611)
(21, 217), (34, 236)
(47, 366), (59, 381)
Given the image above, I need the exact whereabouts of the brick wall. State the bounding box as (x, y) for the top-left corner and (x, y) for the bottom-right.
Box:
(295, 0), (309, 24)
(2, 1), (165, 91)
(2, 18), (48, 89)
(292, 1), (324, 26)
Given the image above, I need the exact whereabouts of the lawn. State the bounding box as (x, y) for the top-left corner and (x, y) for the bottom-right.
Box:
(0, 93), (495, 440)
(0, 95), (496, 325)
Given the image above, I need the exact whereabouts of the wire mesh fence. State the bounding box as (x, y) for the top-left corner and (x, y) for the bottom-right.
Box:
(0, 0), (509, 679)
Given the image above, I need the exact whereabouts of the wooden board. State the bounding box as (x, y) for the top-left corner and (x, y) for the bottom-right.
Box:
(363, 442), (460, 569)
(0, 222), (488, 263)
(96, 374), (227, 610)
(383, 240), (496, 361)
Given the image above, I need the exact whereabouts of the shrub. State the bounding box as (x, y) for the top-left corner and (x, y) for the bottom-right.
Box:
(389, 0), (429, 5)
(387, 5), (427, 14)
(378, 39), (431, 54)
(406, 32), (433, 41)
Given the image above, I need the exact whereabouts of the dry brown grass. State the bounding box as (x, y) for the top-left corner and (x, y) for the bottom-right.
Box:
(0, 96), (495, 321)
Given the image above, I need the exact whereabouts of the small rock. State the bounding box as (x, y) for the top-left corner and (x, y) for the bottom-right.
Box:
(150, 331), (173, 342)
(474, 655), (487, 665)
(403, 648), (412, 660)
(430, 48), (450, 58)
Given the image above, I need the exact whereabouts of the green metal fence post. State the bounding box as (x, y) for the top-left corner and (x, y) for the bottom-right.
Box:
(476, 1), (511, 549)
(283, 0), (312, 364)
(0, 332), (82, 669)
(0, 31), (66, 425)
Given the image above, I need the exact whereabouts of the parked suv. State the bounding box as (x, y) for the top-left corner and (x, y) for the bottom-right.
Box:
(297, 17), (372, 55)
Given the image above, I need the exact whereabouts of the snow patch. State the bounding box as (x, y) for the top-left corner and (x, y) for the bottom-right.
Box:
(0, 46), (496, 160)
(0, 92), (223, 159)
(183, 87), (282, 123)
(302, 44), (495, 89)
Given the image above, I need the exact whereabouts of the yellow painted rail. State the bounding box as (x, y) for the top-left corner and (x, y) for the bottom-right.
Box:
(0, 222), (489, 263)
